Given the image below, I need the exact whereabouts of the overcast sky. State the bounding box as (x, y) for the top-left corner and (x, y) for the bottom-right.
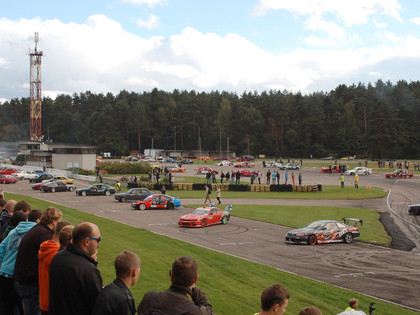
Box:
(1, 0), (420, 103)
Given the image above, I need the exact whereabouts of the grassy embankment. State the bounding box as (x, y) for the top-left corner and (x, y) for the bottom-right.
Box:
(5, 192), (412, 315)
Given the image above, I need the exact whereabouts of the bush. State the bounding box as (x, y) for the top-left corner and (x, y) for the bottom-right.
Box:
(99, 161), (150, 175)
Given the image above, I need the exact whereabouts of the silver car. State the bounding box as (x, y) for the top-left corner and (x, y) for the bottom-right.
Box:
(345, 167), (372, 175)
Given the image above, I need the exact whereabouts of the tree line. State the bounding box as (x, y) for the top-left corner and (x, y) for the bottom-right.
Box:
(1, 79), (420, 159)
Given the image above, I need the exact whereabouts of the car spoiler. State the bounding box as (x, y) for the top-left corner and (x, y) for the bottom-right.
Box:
(342, 218), (362, 226)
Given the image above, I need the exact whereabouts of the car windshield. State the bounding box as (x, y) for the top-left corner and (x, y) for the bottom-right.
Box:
(144, 195), (154, 201)
(192, 208), (210, 215)
(305, 221), (324, 229)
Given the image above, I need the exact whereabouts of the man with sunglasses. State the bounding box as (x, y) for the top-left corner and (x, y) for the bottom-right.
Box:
(49, 222), (103, 315)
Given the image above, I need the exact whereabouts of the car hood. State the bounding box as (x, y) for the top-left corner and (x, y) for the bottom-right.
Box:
(287, 227), (316, 235)
(179, 213), (206, 220)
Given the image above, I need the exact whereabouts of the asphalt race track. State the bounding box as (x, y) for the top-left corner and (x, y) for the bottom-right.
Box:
(3, 165), (420, 311)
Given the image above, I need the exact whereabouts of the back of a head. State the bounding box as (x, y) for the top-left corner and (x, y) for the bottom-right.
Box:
(261, 284), (290, 311)
(54, 220), (71, 236)
(171, 256), (198, 287)
(58, 225), (74, 247)
(0, 199), (6, 209)
(28, 209), (43, 222)
(4, 200), (17, 214)
(300, 307), (323, 315)
(115, 251), (141, 279)
(10, 211), (28, 227)
(72, 222), (94, 245)
(40, 206), (62, 225)
(13, 200), (31, 214)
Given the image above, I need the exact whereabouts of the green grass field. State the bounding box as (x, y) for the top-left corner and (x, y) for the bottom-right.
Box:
(5, 192), (415, 314)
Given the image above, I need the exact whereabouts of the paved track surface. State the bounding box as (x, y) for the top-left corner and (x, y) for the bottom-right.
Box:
(3, 165), (420, 311)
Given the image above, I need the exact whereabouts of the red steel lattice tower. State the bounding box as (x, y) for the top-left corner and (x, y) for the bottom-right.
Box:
(29, 32), (43, 141)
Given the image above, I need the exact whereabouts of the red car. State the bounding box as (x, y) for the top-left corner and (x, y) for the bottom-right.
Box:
(178, 205), (232, 228)
(194, 167), (218, 175)
(0, 167), (18, 175)
(131, 194), (177, 210)
(321, 165), (340, 173)
(234, 169), (254, 177)
(0, 174), (18, 184)
(385, 169), (413, 179)
(32, 179), (56, 190)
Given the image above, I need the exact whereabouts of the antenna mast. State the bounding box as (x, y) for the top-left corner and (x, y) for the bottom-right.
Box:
(30, 32), (43, 141)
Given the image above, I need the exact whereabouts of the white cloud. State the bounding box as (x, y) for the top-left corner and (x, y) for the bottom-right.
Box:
(0, 14), (420, 100)
(119, 0), (166, 8)
(305, 16), (346, 39)
(252, 0), (402, 26)
(410, 17), (420, 25)
(137, 14), (159, 29)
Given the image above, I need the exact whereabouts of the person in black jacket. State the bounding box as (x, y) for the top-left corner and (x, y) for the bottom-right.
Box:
(137, 256), (214, 315)
(49, 222), (103, 315)
(13, 206), (62, 315)
(92, 251), (141, 315)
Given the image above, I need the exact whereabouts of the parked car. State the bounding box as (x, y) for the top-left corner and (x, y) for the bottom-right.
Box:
(114, 188), (155, 202)
(52, 176), (74, 184)
(234, 169), (254, 177)
(41, 181), (76, 192)
(194, 167), (218, 175)
(345, 167), (372, 175)
(0, 167), (18, 175)
(12, 170), (40, 180)
(280, 163), (301, 170)
(234, 162), (256, 168)
(0, 174), (18, 184)
(29, 173), (54, 183)
(215, 160), (232, 166)
(178, 205), (232, 228)
(266, 161), (282, 168)
(180, 159), (194, 164)
(285, 218), (362, 245)
(322, 156), (335, 160)
(76, 184), (116, 196)
(32, 179), (56, 190)
(130, 194), (180, 210)
(385, 169), (413, 179)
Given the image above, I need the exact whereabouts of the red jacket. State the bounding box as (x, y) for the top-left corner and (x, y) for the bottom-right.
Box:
(38, 240), (60, 311)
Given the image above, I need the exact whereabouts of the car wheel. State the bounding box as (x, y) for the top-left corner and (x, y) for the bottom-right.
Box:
(69, 187), (75, 192)
(200, 219), (207, 227)
(308, 235), (317, 245)
(121, 196), (127, 203)
(105, 190), (111, 196)
(51, 188), (56, 193)
(344, 233), (353, 244)
(221, 216), (228, 224)
(168, 203), (174, 210)
(2, 180), (5, 184)
(389, 175), (393, 179)
(405, 175), (409, 179)
(81, 191), (87, 196)
(139, 204), (146, 210)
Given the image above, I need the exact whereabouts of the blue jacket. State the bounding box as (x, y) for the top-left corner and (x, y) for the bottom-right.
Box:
(0, 221), (36, 277)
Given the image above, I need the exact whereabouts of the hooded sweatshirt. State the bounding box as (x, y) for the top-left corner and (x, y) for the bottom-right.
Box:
(38, 240), (60, 311)
(0, 221), (36, 277)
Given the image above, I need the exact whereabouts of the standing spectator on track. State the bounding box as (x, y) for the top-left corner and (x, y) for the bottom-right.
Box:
(204, 185), (212, 204)
(291, 172), (295, 185)
(298, 172), (302, 185)
(161, 185), (167, 195)
(220, 171), (225, 184)
(285, 171), (288, 185)
(92, 251), (141, 315)
(255, 283), (290, 315)
(137, 256), (214, 315)
(276, 171), (280, 184)
(258, 171), (262, 185)
(216, 186), (221, 205)
(354, 174), (359, 189)
(271, 171), (276, 185)
(266, 170), (271, 184)
(235, 171), (241, 185)
(206, 171), (211, 185)
(340, 174), (345, 188)
(225, 171), (230, 184)
(230, 171), (235, 185)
